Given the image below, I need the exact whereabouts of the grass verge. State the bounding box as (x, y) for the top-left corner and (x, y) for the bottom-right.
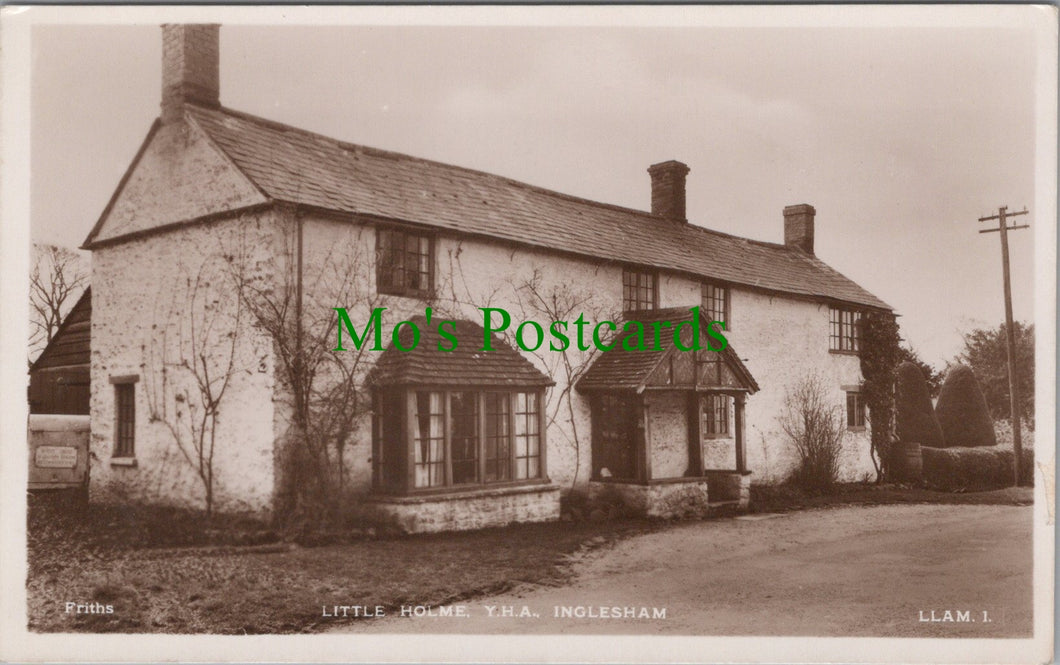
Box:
(27, 493), (655, 634)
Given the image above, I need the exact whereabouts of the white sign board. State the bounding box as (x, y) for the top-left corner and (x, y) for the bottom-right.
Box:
(34, 446), (78, 469)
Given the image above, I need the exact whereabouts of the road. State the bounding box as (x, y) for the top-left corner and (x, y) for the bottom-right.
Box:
(334, 504), (1033, 637)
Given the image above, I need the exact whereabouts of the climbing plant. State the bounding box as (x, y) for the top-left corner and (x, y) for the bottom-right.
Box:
(858, 312), (901, 482)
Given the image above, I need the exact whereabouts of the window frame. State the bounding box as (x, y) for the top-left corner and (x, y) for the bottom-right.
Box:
(622, 268), (658, 313)
(700, 282), (730, 331)
(846, 390), (867, 431)
(372, 387), (547, 495)
(109, 375), (139, 462)
(829, 306), (862, 354)
(701, 393), (732, 440)
(375, 226), (434, 298)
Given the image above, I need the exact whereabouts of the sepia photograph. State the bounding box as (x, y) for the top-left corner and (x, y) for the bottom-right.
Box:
(0, 4), (1055, 664)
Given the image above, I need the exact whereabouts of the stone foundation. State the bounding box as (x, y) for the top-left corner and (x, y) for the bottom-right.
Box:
(366, 483), (561, 534)
(589, 472), (750, 518)
(704, 471), (752, 506)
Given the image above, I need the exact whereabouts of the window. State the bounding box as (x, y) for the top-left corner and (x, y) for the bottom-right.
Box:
(701, 282), (729, 329)
(374, 389), (543, 493)
(622, 269), (657, 312)
(829, 306), (861, 353)
(846, 391), (866, 429)
(702, 394), (731, 438)
(377, 228), (432, 297)
(114, 382), (136, 457)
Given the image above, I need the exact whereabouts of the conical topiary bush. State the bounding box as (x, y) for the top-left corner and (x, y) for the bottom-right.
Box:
(896, 361), (945, 448)
(935, 364), (997, 448)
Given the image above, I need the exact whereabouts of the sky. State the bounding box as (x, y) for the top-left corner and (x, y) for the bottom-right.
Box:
(29, 14), (1044, 366)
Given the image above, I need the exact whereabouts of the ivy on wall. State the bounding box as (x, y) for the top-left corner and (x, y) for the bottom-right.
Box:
(859, 312), (901, 482)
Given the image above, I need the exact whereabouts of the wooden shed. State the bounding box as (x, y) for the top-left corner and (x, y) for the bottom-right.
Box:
(29, 288), (91, 415)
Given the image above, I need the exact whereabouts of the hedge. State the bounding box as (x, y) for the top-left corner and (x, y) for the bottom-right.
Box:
(896, 362), (945, 448)
(935, 364), (997, 448)
(920, 445), (1034, 491)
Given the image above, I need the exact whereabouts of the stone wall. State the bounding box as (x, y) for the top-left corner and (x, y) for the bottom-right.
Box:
(365, 484), (561, 534)
(588, 479), (710, 518)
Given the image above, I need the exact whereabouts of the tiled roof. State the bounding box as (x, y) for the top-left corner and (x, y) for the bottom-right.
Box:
(367, 317), (553, 388)
(187, 104), (891, 311)
(576, 307), (759, 393)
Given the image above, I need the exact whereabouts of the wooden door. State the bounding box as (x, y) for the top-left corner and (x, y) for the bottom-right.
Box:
(593, 394), (637, 480)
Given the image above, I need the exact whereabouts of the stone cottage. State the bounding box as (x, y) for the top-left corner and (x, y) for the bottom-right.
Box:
(82, 24), (892, 531)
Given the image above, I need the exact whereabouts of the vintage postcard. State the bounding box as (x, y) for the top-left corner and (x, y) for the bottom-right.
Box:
(0, 4), (1055, 664)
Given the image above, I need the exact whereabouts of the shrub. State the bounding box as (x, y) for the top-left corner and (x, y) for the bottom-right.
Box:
(779, 375), (844, 493)
(920, 445), (1034, 491)
(935, 364), (997, 448)
(895, 361), (945, 448)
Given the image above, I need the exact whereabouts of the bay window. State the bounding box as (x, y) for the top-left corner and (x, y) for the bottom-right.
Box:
(373, 388), (545, 494)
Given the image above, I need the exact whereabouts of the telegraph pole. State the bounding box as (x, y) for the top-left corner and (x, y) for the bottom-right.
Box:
(978, 206), (1029, 486)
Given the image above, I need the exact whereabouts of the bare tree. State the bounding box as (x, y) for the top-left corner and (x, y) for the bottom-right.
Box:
(228, 222), (383, 528)
(436, 255), (616, 493)
(143, 256), (244, 517)
(29, 243), (88, 360)
(515, 269), (617, 491)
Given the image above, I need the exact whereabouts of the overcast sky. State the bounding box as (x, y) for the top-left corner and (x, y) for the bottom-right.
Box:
(30, 15), (1044, 365)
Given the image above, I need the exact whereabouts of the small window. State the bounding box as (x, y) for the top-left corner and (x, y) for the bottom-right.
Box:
(829, 306), (861, 353)
(377, 228), (432, 297)
(846, 391), (866, 429)
(701, 282), (730, 330)
(702, 394), (731, 438)
(622, 269), (657, 312)
(114, 382), (136, 458)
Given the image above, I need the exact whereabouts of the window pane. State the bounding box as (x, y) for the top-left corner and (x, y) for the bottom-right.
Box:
(377, 228), (431, 297)
(451, 392), (478, 485)
(414, 391), (445, 488)
(484, 393), (511, 482)
(115, 383), (135, 457)
(514, 392), (541, 479)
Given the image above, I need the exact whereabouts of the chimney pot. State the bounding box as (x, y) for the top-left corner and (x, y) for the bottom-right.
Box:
(783, 203), (816, 255)
(648, 160), (690, 222)
(161, 24), (220, 124)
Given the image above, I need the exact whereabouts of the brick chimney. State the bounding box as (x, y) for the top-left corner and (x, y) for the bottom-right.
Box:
(648, 160), (690, 222)
(161, 24), (220, 124)
(783, 204), (816, 254)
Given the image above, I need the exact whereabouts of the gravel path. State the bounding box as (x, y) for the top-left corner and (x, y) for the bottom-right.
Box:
(333, 504), (1033, 637)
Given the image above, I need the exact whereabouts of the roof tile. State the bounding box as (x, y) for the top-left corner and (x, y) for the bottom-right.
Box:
(187, 105), (890, 311)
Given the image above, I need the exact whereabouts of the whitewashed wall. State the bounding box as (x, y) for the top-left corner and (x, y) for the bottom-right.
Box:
(90, 213), (281, 515)
(299, 213), (877, 497)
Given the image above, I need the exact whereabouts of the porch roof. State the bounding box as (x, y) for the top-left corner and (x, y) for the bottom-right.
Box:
(575, 307), (759, 394)
(366, 317), (554, 388)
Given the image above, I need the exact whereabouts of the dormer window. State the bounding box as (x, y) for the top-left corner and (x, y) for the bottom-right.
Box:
(622, 268), (657, 312)
(377, 227), (432, 298)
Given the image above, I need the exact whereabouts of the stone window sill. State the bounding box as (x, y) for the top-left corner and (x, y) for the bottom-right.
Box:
(368, 481), (557, 505)
(846, 426), (867, 433)
(110, 457), (138, 467)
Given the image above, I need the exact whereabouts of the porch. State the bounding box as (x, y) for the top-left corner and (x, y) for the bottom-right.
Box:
(576, 307), (759, 518)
